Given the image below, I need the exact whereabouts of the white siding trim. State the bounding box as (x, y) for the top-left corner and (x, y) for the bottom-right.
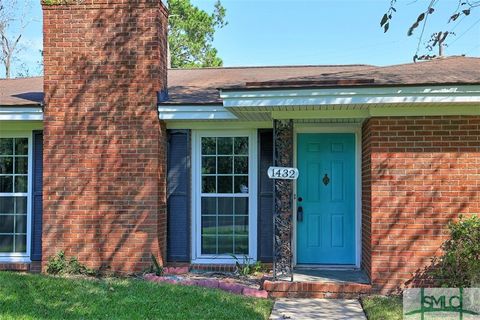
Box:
(0, 107), (43, 121)
(158, 105), (237, 120)
(220, 85), (480, 108)
(166, 121), (272, 130)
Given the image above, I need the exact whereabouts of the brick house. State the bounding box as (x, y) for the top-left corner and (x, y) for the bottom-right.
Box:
(0, 0), (479, 295)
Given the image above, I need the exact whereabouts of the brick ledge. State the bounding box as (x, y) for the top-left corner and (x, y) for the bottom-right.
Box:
(0, 261), (41, 273)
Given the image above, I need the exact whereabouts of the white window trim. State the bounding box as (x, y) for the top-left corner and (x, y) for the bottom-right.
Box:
(0, 132), (33, 263)
(191, 129), (258, 264)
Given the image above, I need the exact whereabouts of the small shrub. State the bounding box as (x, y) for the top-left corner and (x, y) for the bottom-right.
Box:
(46, 251), (67, 275)
(231, 255), (264, 276)
(46, 251), (95, 276)
(150, 253), (163, 276)
(434, 215), (480, 287)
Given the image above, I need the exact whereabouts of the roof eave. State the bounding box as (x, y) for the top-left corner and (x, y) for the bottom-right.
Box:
(0, 105), (44, 121)
(220, 84), (480, 108)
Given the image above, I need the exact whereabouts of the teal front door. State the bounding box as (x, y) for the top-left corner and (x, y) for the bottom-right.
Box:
(297, 133), (356, 265)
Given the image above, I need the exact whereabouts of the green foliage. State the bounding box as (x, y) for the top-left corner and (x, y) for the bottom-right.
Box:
(168, 0), (227, 68)
(42, 0), (75, 5)
(46, 251), (95, 276)
(434, 215), (480, 287)
(0, 272), (273, 319)
(361, 295), (403, 320)
(231, 255), (264, 276)
(150, 253), (164, 276)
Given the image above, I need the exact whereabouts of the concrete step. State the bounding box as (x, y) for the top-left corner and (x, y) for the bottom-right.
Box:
(263, 280), (372, 298)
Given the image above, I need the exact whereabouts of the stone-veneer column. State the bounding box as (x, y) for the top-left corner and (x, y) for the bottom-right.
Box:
(273, 119), (294, 279)
(42, 0), (168, 273)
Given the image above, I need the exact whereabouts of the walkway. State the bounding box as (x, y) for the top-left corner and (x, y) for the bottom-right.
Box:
(270, 298), (366, 320)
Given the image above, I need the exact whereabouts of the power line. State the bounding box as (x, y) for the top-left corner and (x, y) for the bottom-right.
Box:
(465, 42), (480, 54)
(450, 15), (466, 32)
(449, 17), (480, 46)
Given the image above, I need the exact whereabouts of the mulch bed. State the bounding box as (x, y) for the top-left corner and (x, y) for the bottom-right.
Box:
(144, 267), (271, 298)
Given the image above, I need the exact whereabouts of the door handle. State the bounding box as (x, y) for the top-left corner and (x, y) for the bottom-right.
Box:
(297, 206), (303, 222)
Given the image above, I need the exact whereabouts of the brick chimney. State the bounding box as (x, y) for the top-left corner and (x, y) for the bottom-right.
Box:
(42, 0), (168, 273)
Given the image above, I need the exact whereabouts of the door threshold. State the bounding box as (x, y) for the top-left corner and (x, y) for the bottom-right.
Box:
(295, 264), (358, 271)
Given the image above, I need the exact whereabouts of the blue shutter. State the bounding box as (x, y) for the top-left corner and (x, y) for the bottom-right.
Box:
(258, 129), (273, 262)
(31, 131), (43, 261)
(167, 130), (190, 262)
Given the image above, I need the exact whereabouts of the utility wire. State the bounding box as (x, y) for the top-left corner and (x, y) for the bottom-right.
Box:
(449, 16), (480, 46)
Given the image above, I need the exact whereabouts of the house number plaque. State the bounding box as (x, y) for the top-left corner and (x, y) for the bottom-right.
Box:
(268, 166), (299, 180)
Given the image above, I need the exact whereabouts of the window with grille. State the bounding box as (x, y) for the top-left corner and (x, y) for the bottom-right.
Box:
(0, 137), (29, 255)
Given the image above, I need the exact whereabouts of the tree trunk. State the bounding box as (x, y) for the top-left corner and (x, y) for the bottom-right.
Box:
(5, 56), (10, 78)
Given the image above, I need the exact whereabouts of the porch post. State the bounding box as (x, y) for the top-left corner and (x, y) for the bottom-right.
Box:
(273, 119), (294, 280)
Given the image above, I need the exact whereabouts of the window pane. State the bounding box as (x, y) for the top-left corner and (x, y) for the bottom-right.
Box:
(198, 135), (250, 257)
(0, 235), (13, 253)
(201, 137), (216, 155)
(0, 197), (14, 214)
(15, 139), (28, 155)
(14, 235), (26, 253)
(201, 197), (216, 215)
(217, 137), (233, 155)
(234, 176), (248, 194)
(15, 197), (27, 214)
(201, 236), (217, 254)
(0, 157), (13, 174)
(218, 216), (233, 235)
(235, 198), (248, 216)
(15, 176), (28, 193)
(217, 156), (232, 174)
(0, 176), (13, 193)
(234, 156), (248, 174)
(235, 216), (249, 235)
(201, 216), (217, 236)
(15, 157), (28, 174)
(202, 176), (216, 193)
(202, 157), (216, 174)
(234, 236), (249, 254)
(218, 197), (233, 215)
(0, 215), (14, 233)
(0, 139), (13, 156)
(217, 236), (233, 254)
(234, 137), (248, 155)
(218, 176), (232, 193)
(15, 215), (27, 233)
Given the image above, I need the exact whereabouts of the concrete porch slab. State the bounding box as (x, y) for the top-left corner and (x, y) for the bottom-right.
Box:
(269, 298), (366, 320)
(289, 269), (370, 284)
(263, 269), (371, 298)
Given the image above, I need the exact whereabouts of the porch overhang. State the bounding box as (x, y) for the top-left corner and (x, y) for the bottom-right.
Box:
(158, 84), (480, 122)
(219, 85), (480, 121)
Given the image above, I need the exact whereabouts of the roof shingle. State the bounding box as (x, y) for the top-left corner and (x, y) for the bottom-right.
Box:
(1, 56), (479, 106)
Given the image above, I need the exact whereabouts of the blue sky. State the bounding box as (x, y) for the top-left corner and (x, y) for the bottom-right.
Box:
(3, 0), (480, 77)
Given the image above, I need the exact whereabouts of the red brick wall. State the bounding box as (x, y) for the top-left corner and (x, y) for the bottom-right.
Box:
(362, 116), (480, 293)
(42, 0), (168, 273)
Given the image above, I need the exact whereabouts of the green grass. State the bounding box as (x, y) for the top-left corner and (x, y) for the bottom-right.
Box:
(0, 272), (273, 320)
(361, 295), (403, 320)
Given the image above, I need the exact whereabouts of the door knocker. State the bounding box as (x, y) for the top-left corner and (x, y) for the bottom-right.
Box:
(323, 174), (330, 186)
